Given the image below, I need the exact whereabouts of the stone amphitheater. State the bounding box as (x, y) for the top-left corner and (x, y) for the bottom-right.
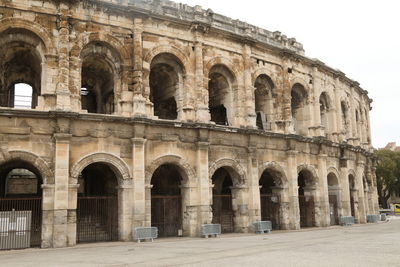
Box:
(0, 0), (378, 248)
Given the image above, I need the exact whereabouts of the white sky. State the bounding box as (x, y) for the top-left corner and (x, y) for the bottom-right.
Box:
(177, 0), (400, 148)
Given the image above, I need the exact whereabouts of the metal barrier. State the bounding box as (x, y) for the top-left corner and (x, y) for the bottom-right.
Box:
(366, 214), (380, 223)
(0, 210), (32, 250)
(201, 224), (221, 238)
(133, 227), (158, 243)
(253, 221), (272, 234)
(339, 216), (355, 226)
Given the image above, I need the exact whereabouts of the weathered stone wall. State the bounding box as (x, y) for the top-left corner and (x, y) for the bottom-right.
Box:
(0, 0), (377, 248)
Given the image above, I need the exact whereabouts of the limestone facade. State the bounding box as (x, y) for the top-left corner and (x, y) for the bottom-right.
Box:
(0, 0), (378, 248)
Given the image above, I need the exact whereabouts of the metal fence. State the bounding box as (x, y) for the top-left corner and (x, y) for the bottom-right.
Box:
(0, 197), (42, 247)
(0, 210), (32, 250)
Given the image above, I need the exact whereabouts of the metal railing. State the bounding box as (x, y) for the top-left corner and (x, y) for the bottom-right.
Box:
(253, 221), (272, 234)
(339, 216), (355, 226)
(201, 224), (221, 238)
(133, 227), (158, 242)
(366, 214), (380, 223)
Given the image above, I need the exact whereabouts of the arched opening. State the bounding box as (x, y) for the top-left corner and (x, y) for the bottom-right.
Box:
(150, 53), (184, 120)
(151, 164), (183, 237)
(77, 163), (118, 243)
(291, 83), (308, 135)
(211, 167), (235, 233)
(80, 42), (119, 114)
(254, 74), (274, 130)
(208, 65), (236, 126)
(327, 172), (339, 225)
(0, 28), (43, 109)
(259, 169), (282, 229)
(348, 174), (357, 219)
(319, 92), (330, 135)
(0, 160), (43, 247)
(298, 169), (316, 227)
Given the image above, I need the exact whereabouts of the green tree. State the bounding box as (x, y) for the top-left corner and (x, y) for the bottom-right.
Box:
(375, 149), (400, 208)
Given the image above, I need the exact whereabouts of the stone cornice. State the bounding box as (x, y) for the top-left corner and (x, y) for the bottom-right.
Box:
(0, 109), (374, 158)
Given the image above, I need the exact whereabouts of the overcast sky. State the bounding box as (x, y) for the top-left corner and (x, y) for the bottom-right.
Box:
(177, 0), (400, 148)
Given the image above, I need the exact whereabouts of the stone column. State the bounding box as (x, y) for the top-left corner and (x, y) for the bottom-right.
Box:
(132, 17), (147, 117)
(286, 150), (300, 229)
(52, 133), (71, 248)
(196, 140), (212, 234)
(131, 137), (147, 228)
(56, 8), (71, 111)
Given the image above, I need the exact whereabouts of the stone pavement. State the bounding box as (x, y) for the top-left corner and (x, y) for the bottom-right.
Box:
(1, 218), (399, 267)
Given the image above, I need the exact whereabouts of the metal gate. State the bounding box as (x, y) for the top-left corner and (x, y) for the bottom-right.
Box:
(77, 196), (118, 243)
(260, 194), (280, 230)
(212, 194), (234, 233)
(329, 195), (339, 225)
(151, 195), (182, 237)
(299, 195), (315, 227)
(0, 197), (42, 247)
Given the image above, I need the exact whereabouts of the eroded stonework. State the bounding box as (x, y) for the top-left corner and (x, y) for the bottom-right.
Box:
(0, 0), (378, 248)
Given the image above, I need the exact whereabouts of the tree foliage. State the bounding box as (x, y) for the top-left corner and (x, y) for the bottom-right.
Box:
(375, 149), (400, 208)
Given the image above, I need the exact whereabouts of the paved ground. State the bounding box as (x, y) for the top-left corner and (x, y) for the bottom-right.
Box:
(1, 218), (399, 267)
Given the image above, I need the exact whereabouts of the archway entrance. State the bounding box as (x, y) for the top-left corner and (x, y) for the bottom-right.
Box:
(327, 173), (339, 225)
(0, 161), (42, 247)
(298, 169), (316, 228)
(151, 164), (182, 237)
(259, 169), (281, 230)
(77, 163), (118, 243)
(211, 168), (234, 233)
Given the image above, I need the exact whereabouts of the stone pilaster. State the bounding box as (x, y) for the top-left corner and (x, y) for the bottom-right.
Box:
(131, 137), (146, 228)
(243, 44), (256, 128)
(56, 6), (71, 111)
(286, 150), (300, 229)
(41, 184), (55, 248)
(339, 165), (351, 217)
(66, 184), (79, 246)
(118, 180), (134, 241)
(52, 133), (71, 247)
(246, 145), (260, 228)
(317, 152), (330, 227)
(196, 140), (212, 233)
(193, 28), (210, 123)
(356, 160), (367, 223)
(132, 17), (147, 117)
